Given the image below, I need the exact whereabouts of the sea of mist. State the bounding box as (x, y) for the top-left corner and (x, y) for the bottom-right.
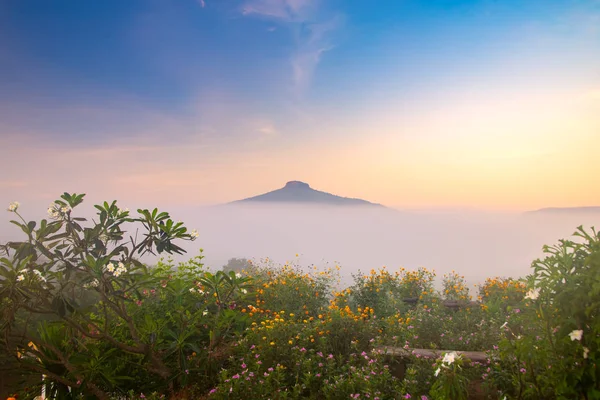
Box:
(2, 202), (599, 292)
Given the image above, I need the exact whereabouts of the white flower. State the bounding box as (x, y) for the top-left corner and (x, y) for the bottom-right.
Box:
(569, 330), (583, 341)
(190, 229), (199, 238)
(524, 288), (540, 300)
(583, 347), (590, 359)
(47, 204), (61, 220)
(442, 351), (457, 365)
(189, 288), (196, 293)
(84, 279), (100, 288)
(109, 262), (127, 277)
(434, 367), (441, 377)
(16, 274), (25, 282)
(203, 310), (209, 316)
(60, 206), (70, 214)
(33, 270), (47, 282)
(241, 288), (247, 294)
(235, 272), (242, 278)
(7, 201), (20, 212)
(198, 289), (205, 295)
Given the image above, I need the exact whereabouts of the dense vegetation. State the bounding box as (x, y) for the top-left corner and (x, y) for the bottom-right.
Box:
(1, 194), (598, 399)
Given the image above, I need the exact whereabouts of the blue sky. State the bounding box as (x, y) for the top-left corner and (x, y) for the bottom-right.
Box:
(1, 0), (599, 210)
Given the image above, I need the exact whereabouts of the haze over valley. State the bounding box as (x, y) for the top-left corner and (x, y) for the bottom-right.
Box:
(4, 181), (598, 290)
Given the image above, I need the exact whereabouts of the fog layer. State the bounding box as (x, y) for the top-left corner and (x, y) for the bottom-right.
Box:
(170, 204), (600, 288)
(2, 203), (599, 289)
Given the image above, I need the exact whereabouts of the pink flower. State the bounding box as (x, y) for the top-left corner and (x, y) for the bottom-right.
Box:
(520, 368), (526, 374)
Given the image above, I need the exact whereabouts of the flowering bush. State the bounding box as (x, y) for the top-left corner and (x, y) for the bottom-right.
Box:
(429, 351), (469, 400)
(442, 271), (470, 302)
(0, 195), (238, 398)
(489, 226), (600, 399)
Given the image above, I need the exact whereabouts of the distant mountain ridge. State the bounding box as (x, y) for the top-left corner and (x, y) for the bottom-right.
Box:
(230, 181), (385, 208)
(528, 206), (600, 214)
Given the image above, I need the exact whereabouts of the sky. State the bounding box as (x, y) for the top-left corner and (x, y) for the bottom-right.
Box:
(1, 0), (599, 211)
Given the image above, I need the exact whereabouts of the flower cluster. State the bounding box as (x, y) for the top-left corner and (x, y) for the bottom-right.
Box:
(434, 351), (459, 376)
(47, 203), (71, 220)
(105, 262), (127, 277)
(524, 287), (540, 300)
(84, 279), (100, 289)
(7, 201), (20, 212)
(15, 269), (47, 283)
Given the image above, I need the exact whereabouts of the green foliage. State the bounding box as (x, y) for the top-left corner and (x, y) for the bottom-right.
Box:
(0, 194), (223, 399)
(490, 226), (600, 399)
(429, 352), (469, 400)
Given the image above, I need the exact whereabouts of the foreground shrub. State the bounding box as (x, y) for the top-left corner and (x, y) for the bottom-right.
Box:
(0, 195), (249, 399)
(209, 344), (405, 399)
(489, 226), (600, 399)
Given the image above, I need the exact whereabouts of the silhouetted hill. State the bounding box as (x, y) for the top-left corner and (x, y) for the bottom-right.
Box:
(229, 181), (385, 207)
(528, 206), (600, 214)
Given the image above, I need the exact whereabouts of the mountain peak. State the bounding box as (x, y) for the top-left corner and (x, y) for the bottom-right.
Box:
(284, 181), (310, 189)
(229, 181), (385, 208)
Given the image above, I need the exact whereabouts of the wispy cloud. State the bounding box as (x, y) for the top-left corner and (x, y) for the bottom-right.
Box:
(241, 0), (343, 94)
(256, 122), (279, 140)
(241, 0), (314, 21)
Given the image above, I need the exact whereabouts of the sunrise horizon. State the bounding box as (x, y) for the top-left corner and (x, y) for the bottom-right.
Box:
(1, 0), (599, 212)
